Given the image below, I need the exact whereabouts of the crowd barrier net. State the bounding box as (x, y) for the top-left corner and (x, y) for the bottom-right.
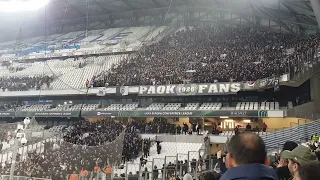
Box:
(1, 129), (125, 179)
(0, 122), (19, 140)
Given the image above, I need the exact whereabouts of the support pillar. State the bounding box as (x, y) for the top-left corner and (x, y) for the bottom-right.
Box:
(310, 0), (320, 29)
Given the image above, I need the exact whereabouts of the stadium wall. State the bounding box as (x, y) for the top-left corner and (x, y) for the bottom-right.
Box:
(287, 72), (320, 119)
(287, 102), (317, 119)
(310, 72), (320, 113)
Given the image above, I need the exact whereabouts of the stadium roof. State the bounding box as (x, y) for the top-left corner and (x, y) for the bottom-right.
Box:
(43, 0), (319, 28)
(0, 0), (318, 41)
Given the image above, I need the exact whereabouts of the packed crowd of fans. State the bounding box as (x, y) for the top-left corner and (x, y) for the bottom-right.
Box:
(0, 118), (319, 180)
(122, 127), (143, 162)
(94, 26), (320, 86)
(63, 120), (124, 146)
(0, 75), (53, 91)
(128, 118), (177, 134)
(0, 119), (146, 179)
(127, 118), (204, 135)
(0, 26), (318, 90)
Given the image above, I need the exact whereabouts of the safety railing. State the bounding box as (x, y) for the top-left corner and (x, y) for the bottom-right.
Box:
(0, 175), (50, 180)
(64, 150), (212, 180)
(0, 132), (64, 164)
(290, 46), (320, 82)
(262, 119), (320, 149)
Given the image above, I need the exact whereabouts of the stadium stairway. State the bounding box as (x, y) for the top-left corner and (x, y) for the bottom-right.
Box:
(262, 119), (320, 151)
(138, 26), (159, 42)
(148, 22), (179, 44)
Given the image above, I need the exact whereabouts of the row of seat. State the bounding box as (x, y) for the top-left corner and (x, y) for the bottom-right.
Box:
(199, 103), (222, 110)
(104, 103), (139, 110)
(236, 102), (280, 110)
(146, 103), (165, 110)
(184, 103), (200, 110)
(0, 26), (167, 57)
(11, 102), (286, 112)
(163, 103), (181, 110)
(18, 104), (99, 111)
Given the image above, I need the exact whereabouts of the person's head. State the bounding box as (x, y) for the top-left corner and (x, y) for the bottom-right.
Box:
(315, 151), (320, 161)
(283, 141), (298, 152)
(281, 145), (318, 178)
(297, 161), (320, 180)
(201, 171), (221, 180)
(183, 173), (193, 180)
(226, 132), (269, 168)
(277, 141), (299, 167)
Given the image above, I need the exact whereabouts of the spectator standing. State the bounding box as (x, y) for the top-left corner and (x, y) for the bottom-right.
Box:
(104, 166), (112, 180)
(234, 126), (239, 135)
(220, 132), (277, 180)
(79, 168), (88, 180)
(262, 122), (268, 132)
(153, 166), (159, 180)
(311, 134), (319, 144)
(274, 141), (298, 180)
(69, 171), (78, 180)
(298, 161), (320, 180)
(85, 79), (89, 88)
(217, 126), (222, 134)
(94, 164), (101, 179)
(142, 167), (149, 180)
(183, 123), (188, 135)
(196, 123), (201, 135)
(245, 123), (252, 131)
(280, 145), (318, 180)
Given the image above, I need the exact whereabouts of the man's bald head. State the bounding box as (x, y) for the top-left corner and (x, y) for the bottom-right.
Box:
(227, 132), (267, 165)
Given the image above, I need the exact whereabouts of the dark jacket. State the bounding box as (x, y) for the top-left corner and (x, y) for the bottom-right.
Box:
(276, 166), (292, 180)
(220, 163), (278, 180)
(217, 158), (227, 174)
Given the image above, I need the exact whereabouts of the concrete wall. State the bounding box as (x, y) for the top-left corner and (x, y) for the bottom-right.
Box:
(287, 72), (320, 119)
(141, 134), (227, 144)
(156, 134), (205, 144)
(310, 72), (320, 113)
(287, 102), (317, 119)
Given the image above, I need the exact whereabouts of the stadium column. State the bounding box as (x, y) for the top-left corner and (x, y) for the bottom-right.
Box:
(310, 72), (320, 114)
(310, 0), (320, 29)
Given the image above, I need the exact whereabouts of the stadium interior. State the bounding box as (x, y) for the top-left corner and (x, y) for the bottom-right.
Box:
(0, 0), (320, 180)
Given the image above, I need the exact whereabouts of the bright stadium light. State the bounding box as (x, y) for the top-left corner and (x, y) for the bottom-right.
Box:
(0, 0), (50, 12)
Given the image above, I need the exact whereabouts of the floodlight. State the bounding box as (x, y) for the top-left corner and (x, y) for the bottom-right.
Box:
(0, 0), (50, 12)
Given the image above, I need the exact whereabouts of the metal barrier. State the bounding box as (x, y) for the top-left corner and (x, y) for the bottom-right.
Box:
(262, 119), (320, 149)
(2, 138), (281, 180)
(290, 46), (320, 82)
(0, 175), (50, 180)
